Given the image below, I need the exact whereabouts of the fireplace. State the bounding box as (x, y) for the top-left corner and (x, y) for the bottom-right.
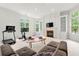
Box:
(47, 30), (54, 37)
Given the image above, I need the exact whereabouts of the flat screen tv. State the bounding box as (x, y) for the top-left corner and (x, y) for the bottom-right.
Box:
(6, 26), (15, 31)
(46, 22), (53, 27)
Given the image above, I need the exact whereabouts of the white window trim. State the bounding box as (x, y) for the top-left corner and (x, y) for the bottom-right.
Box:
(60, 15), (68, 33)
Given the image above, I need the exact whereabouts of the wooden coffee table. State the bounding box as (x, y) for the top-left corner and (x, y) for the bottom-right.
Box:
(26, 37), (46, 48)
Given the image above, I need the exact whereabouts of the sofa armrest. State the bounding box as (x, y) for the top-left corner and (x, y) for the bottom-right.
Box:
(53, 41), (68, 56)
(58, 41), (68, 56)
(0, 46), (2, 56)
(1, 44), (16, 56)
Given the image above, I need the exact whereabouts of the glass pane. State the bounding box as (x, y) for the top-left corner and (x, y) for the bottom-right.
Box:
(71, 18), (79, 32)
(60, 17), (66, 32)
(36, 24), (39, 32)
(20, 19), (29, 32)
(71, 11), (79, 33)
(40, 22), (42, 31)
(25, 23), (29, 28)
(20, 22), (24, 28)
(72, 11), (79, 17)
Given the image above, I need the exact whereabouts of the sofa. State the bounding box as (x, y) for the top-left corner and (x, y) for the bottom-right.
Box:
(16, 47), (36, 56)
(37, 41), (68, 56)
(0, 44), (36, 56)
(0, 44), (16, 56)
(0, 41), (68, 56)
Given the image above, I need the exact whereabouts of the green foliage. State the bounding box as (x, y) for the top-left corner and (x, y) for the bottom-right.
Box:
(72, 11), (79, 17)
(72, 18), (79, 33)
(71, 11), (79, 33)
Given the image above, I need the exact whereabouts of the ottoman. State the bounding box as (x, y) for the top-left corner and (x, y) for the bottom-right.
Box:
(16, 47), (36, 56)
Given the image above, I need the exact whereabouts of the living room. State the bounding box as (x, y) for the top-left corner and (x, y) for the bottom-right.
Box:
(0, 3), (79, 56)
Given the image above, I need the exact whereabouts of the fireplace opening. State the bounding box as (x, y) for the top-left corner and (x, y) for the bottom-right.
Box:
(47, 30), (54, 37)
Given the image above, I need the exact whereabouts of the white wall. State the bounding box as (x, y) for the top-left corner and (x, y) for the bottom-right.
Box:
(0, 7), (22, 41)
(41, 10), (71, 40)
(1, 5), (79, 42)
(41, 12), (60, 38)
(0, 7), (44, 42)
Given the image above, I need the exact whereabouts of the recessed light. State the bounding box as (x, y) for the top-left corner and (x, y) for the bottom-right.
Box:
(35, 8), (38, 11)
(19, 11), (26, 15)
(51, 9), (55, 12)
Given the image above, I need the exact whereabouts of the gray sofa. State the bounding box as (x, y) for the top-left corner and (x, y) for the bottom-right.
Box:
(0, 44), (36, 56)
(0, 44), (16, 56)
(0, 41), (68, 56)
(37, 41), (68, 56)
(16, 47), (36, 56)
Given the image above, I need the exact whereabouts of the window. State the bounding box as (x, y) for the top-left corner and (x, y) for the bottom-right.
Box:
(20, 19), (29, 32)
(35, 21), (39, 32)
(40, 22), (43, 31)
(60, 16), (66, 32)
(35, 21), (43, 32)
(20, 22), (24, 28)
(71, 11), (79, 33)
(36, 23), (39, 32)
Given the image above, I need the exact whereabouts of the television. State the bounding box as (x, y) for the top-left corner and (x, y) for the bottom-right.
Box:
(46, 22), (53, 27)
(6, 26), (15, 31)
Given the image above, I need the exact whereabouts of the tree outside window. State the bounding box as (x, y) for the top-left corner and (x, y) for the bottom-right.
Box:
(72, 18), (79, 33)
(20, 19), (29, 32)
(71, 11), (79, 33)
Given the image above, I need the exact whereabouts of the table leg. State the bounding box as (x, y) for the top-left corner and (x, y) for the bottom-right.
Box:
(44, 39), (46, 44)
(29, 42), (32, 48)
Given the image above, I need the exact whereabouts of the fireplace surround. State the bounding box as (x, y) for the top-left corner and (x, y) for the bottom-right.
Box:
(47, 30), (54, 37)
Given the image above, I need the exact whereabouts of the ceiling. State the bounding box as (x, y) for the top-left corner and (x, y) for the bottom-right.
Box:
(0, 3), (78, 18)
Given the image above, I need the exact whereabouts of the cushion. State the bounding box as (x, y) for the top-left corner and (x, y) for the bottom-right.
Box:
(53, 50), (66, 56)
(39, 37), (43, 39)
(39, 46), (56, 53)
(47, 41), (59, 48)
(0, 46), (2, 56)
(37, 52), (53, 56)
(10, 54), (18, 56)
(16, 47), (36, 56)
(1, 44), (15, 56)
(58, 41), (67, 55)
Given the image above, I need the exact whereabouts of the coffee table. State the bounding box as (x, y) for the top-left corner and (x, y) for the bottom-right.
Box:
(26, 37), (46, 48)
